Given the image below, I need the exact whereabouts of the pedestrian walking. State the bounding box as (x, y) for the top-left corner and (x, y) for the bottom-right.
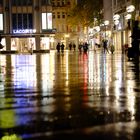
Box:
(78, 43), (82, 53)
(56, 43), (61, 53)
(83, 42), (88, 53)
(109, 37), (115, 54)
(73, 43), (76, 51)
(69, 43), (72, 51)
(61, 43), (65, 53)
(102, 39), (109, 53)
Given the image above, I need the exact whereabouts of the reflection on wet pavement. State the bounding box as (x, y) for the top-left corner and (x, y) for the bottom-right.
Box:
(0, 51), (139, 140)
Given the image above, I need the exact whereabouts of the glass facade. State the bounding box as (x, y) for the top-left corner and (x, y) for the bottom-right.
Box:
(42, 13), (53, 30)
(12, 14), (33, 30)
(0, 0), (57, 52)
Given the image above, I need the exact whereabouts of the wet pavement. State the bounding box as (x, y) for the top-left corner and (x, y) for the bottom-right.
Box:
(0, 50), (140, 140)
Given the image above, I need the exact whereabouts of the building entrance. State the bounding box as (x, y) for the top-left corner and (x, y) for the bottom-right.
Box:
(11, 38), (35, 53)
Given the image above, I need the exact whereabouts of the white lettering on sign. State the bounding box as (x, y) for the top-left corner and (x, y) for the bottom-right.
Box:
(13, 29), (36, 34)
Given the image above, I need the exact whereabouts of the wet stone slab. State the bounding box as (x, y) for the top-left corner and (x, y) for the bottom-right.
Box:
(0, 51), (139, 140)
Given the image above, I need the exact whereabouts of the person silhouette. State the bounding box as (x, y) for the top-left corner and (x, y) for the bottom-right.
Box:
(61, 43), (65, 53)
(56, 43), (61, 53)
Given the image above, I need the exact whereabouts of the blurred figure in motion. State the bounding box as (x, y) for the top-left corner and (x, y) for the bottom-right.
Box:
(61, 43), (65, 53)
(102, 38), (109, 53)
(83, 42), (88, 53)
(78, 43), (83, 53)
(69, 43), (72, 51)
(56, 42), (61, 53)
(73, 43), (76, 51)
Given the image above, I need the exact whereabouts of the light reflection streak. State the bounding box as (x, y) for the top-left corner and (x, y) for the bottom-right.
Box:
(88, 52), (94, 89)
(127, 95), (135, 120)
(65, 52), (69, 88)
(0, 51), (138, 136)
(49, 51), (55, 82)
(12, 55), (37, 89)
(1, 133), (22, 140)
(65, 51), (69, 85)
(41, 54), (51, 93)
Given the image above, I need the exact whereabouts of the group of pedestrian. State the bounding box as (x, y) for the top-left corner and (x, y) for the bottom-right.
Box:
(69, 43), (76, 51)
(56, 42), (65, 53)
(56, 38), (115, 54)
(78, 42), (89, 53)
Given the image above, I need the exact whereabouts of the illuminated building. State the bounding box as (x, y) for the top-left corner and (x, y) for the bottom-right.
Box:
(0, 0), (55, 53)
(52, 0), (80, 49)
(112, 0), (140, 51)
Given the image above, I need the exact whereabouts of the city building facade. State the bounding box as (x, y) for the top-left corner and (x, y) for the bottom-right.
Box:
(52, 0), (79, 49)
(112, 0), (140, 51)
(0, 0), (55, 53)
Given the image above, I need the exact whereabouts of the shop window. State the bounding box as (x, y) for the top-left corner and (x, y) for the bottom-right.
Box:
(12, 14), (33, 30)
(62, 12), (65, 18)
(0, 14), (3, 31)
(42, 13), (52, 30)
(57, 12), (60, 18)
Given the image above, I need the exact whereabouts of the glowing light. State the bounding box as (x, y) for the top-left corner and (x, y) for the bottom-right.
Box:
(47, 13), (52, 29)
(0, 14), (3, 30)
(104, 20), (109, 26)
(13, 29), (36, 34)
(113, 14), (120, 20)
(94, 26), (100, 32)
(42, 13), (47, 29)
(65, 34), (70, 38)
(126, 5), (135, 13)
(125, 14), (132, 19)
(42, 13), (53, 30)
(114, 19), (119, 25)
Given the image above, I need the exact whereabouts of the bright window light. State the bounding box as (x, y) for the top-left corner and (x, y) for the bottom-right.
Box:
(42, 13), (47, 30)
(47, 13), (52, 29)
(0, 14), (3, 30)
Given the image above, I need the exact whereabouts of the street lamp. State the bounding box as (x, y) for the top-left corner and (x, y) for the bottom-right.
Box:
(125, 5), (135, 20)
(125, 14), (132, 20)
(125, 5), (135, 32)
(126, 5), (135, 13)
(104, 20), (109, 26)
(113, 14), (120, 25)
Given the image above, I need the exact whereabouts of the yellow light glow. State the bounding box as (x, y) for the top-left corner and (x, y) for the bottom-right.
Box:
(104, 20), (109, 26)
(65, 34), (70, 38)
